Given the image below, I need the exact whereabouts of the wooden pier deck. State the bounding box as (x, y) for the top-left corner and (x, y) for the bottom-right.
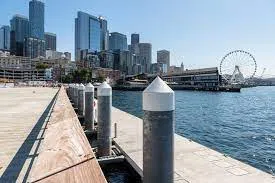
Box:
(111, 107), (275, 183)
(0, 87), (58, 182)
(0, 87), (106, 183)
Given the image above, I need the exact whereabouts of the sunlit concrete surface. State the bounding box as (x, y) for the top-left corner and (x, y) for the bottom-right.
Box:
(112, 107), (275, 183)
(0, 87), (58, 182)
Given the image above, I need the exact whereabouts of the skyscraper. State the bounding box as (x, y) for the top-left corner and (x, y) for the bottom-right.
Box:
(0, 26), (10, 51)
(10, 15), (29, 56)
(25, 0), (45, 58)
(138, 43), (152, 73)
(75, 12), (110, 61)
(109, 32), (127, 51)
(29, 0), (45, 39)
(75, 11), (102, 61)
(45, 32), (56, 51)
(99, 16), (109, 51)
(131, 33), (139, 45)
(157, 50), (170, 69)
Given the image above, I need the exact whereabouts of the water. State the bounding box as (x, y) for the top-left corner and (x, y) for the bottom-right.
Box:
(100, 161), (141, 183)
(112, 86), (275, 175)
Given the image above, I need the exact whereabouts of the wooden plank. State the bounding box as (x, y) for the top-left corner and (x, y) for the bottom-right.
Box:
(30, 86), (106, 183)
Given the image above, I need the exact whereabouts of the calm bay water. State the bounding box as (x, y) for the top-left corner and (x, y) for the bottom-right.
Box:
(112, 86), (275, 175)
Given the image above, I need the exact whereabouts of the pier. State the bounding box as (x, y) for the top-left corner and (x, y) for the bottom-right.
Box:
(0, 82), (274, 182)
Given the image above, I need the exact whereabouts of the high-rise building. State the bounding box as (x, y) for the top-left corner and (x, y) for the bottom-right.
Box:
(29, 0), (45, 39)
(99, 16), (109, 51)
(10, 15), (30, 56)
(157, 50), (170, 68)
(138, 43), (152, 73)
(119, 50), (133, 74)
(131, 33), (139, 45)
(109, 32), (127, 51)
(26, 0), (45, 58)
(24, 37), (45, 58)
(0, 26), (10, 51)
(45, 32), (56, 51)
(75, 11), (109, 61)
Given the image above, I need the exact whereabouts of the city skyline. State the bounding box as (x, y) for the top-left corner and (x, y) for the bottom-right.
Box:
(1, 0), (275, 76)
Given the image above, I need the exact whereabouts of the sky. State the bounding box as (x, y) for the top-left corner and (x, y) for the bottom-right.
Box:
(1, 0), (275, 76)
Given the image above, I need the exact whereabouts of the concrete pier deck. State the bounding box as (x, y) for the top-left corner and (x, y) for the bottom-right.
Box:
(112, 107), (275, 183)
(0, 87), (58, 182)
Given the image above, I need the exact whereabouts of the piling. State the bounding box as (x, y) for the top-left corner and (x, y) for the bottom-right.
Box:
(74, 84), (79, 109)
(97, 82), (112, 157)
(142, 76), (175, 183)
(84, 83), (95, 132)
(78, 83), (85, 116)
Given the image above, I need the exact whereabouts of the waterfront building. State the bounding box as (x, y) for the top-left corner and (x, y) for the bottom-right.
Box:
(29, 0), (45, 40)
(119, 50), (133, 75)
(93, 67), (121, 83)
(75, 11), (109, 61)
(98, 50), (114, 68)
(0, 67), (48, 82)
(131, 33), (139, 45)
(138, 43), (152, 73)
(24, 37), (46, 58)
(157, 49), (170, 68)
(45, 32), (56, 51)
(76, 53), (100, 69)
(168, 63), (184, 74)
(109, 32), (127, 51)
(10, 15), (30, 56)
(0, 26), (10, 51)
(162, 67), (221, 87)
(0, 55), (31, 69)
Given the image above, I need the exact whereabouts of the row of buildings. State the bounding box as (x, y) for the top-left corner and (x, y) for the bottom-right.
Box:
(0, 1), (185, 83)
(0, 0), (72, 61)
(74, 11), (183, 76)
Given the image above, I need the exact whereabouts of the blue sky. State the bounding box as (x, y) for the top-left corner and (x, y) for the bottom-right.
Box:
(1, 0), (275, 76)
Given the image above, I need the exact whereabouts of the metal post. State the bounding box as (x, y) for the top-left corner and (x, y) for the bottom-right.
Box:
(143, 76), (175, 183)
(84, 83), (94, 132)
(97, 82), (112, 157)
(74, 84), (79, 109)
(78, 83), (85, 116)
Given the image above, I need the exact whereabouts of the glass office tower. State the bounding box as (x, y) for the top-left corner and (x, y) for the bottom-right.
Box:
(75, 11), (109, 61)
(45, 32), (56, 51)
(109, 32), (127, 51)
(10, 15), (30, 56)
(0, 26), (10, 51)
(29, 0), (45, 39)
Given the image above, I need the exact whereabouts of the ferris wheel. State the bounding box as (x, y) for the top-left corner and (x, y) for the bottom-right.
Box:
(220, 50), (257, 84)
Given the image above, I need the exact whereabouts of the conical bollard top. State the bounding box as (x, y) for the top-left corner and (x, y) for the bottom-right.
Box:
(143, 76), (174, 111)
(98, 82), (112, 96)
(85, 83), (94, 92)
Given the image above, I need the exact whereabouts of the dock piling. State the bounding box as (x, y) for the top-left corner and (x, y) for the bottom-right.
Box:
(142, 76), (175, 183)
(78, 83), (85, 116)
(74, 84), (79, 109)
(97, 81), (112, 157)
(84, 83), (95, 132)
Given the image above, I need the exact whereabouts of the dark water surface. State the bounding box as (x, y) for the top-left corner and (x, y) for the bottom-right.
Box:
(112, 86), (275, 175)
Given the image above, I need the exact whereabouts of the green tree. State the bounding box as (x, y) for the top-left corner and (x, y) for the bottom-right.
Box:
(36, 63), (49, 70)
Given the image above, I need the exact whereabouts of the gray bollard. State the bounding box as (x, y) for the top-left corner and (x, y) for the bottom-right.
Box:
(78, 83), (85, 116)
(84, 83), (95, 131)
(69, 84), (72, 99)
(143, 76), (175, 183)
(97, 81), (112, 157)
(74, 84), (79, 109)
